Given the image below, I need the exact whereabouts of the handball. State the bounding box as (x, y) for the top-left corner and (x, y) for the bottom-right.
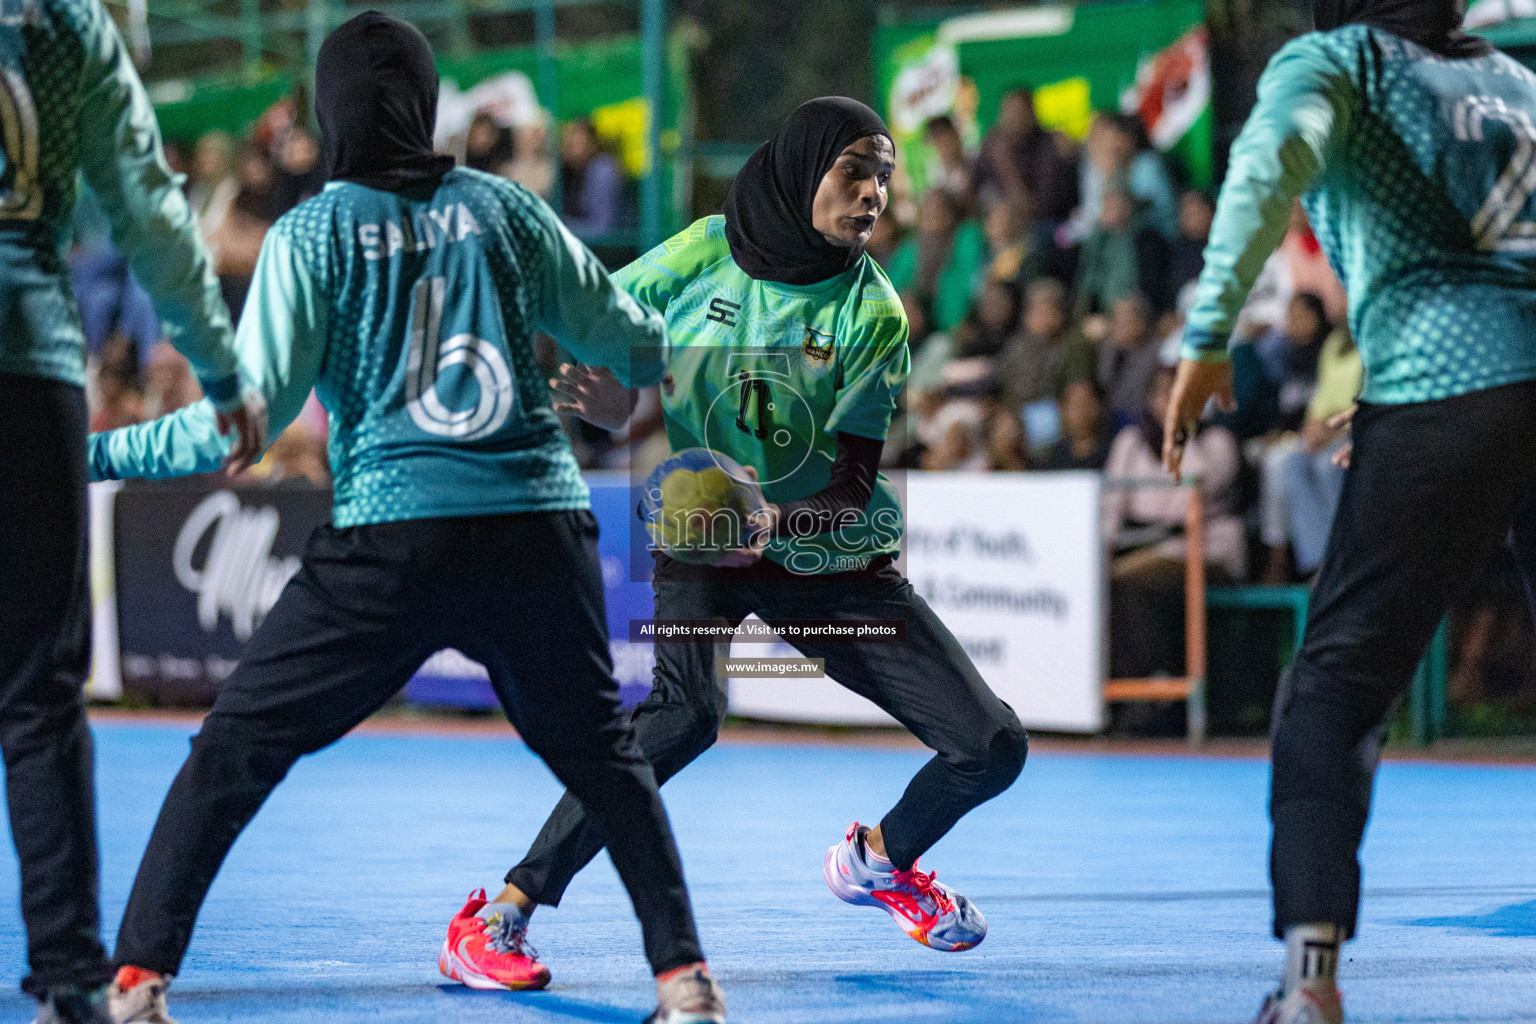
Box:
(641, 448), (767, 565)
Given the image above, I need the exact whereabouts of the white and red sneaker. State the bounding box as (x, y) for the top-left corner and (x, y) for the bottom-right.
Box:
(824, 822), (987, 952)
(106, 966), (175, 1024)
(438, 889), (551, 991)
(645, 962), (726, 1024)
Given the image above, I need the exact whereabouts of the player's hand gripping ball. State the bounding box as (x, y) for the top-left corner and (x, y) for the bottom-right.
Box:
(642, 448), (767, 565)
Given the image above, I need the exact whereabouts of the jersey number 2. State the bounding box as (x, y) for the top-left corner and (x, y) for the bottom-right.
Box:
(405, 276), (515, 441)
(0, 67), (40, 219)
(1455, 95), (1536, 252)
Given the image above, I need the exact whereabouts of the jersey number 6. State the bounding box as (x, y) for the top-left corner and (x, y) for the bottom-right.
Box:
(405, 276), (515, 441)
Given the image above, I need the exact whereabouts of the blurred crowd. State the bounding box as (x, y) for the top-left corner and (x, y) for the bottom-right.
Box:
(858, 89), (1362, 681)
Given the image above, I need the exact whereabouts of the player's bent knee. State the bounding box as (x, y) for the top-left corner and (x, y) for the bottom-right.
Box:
(986, 719), (1029, 792)
(951, 714), (1028, 797)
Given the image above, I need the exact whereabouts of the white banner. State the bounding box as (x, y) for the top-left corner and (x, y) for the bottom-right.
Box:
(729, 472), (1105, 732)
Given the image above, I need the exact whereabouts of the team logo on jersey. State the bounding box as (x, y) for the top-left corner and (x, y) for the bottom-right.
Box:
(802, 328), (835, 366)
(706, 297), (741, 328)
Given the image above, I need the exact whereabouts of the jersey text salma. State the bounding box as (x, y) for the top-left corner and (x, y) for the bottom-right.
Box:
(91, 169), (668, 527)
(621, 216), (909, 574)
(1186, 25), (1536, 403)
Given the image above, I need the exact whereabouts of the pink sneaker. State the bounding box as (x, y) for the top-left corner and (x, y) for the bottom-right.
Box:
(438, 889), (551, 990)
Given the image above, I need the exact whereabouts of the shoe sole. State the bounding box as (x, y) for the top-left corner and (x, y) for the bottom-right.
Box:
(822, 844), (980, 953)
(437, 938), (550, 991)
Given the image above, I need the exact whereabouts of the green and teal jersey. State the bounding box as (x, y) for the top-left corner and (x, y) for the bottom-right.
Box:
(90, 169), (669, 527)
(0, 0), (241, 402)
(1186, 25), (1536, 404)
(620, 216), (909, 574)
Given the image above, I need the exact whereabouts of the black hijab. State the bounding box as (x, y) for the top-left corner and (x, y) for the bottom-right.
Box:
(723, 97), (892, 285)
(316, 12), (456, 191)
(1314, 0), (1490, 57)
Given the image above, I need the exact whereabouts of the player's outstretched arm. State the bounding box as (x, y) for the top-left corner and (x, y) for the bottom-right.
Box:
(528, 198), (670, 389)
(75, 0), (265, 449)
(1181, 36), (1354, 365)
(89, 227), (327, 482)
(1168, 35), (1354, 478)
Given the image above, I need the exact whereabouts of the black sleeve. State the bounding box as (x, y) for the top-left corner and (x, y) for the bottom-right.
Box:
(771, 432), (885, 538)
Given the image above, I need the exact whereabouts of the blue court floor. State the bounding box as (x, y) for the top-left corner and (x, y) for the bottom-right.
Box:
(3, 721), (1536, 1024)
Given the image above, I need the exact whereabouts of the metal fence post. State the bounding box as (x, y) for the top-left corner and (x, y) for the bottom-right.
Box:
(1183, 484), (1207, 746)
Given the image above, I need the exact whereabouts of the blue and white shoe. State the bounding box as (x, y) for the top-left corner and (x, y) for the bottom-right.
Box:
(823, 821), (987, 951)
(1253, 987), (1344, 1024)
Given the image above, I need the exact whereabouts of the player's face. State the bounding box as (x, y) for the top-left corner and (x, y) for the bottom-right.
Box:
(811, 134), (895, 249)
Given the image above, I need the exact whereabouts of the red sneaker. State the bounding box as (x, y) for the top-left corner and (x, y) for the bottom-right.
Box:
(438, 889), (551, 991)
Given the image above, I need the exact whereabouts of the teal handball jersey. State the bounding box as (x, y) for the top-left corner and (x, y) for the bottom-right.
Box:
(1186, 25), (1536, 403)
(618, 216), (909, 574)
(0, 0), (241, 400)
(91, 169), (669, 527)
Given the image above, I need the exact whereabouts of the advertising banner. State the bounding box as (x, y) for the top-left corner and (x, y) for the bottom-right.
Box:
(111, 478), (659, 709)
(113, 482), (330, 703)
(728, 472), (1105, 733)
(876, 0), (1212, 196)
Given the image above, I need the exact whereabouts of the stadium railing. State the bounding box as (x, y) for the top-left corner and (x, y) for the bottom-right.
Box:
(1101, 478), (1207, 745)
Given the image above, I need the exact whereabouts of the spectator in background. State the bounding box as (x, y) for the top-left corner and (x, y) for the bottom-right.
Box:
(1102, 366), (1243, 678)
(1171, 189), (1213, 296)
(904, 290), (951, 393)
(1280, 325), (1361, 578)
(70, 245), (163, 369)
(141, 341), (204, 420)
(885, 188), (987, 333)
(465, 111), (516, 175)
(1073, 112), (1177, 244)
(210, 146), (280, 320)
(1281, 200), (1347, 324)
(507, 118), (555, 200)
(864, 210), (900, 267)
(1073, 185), (1172, 316)
(1098, 292), (1163, 426)
(952, 277), (1020, 359)
(983, 199), (1048, 285)
(1256, 294), (1345, 582)
(977, 87), (1078, 227)
(89, 335), (145, 432)
(1209, 332), (1281, 442)
(1262, 291), (1330, 431)
(1235, 201), (1347, 341)
(273, 126), (324, 214)
(1036, 377), (1114, 471)
(560, 116), (623, 239)
(922, 115), (976, 215)
(189, 131), (239, 241)
(162, 138), (192, 180)
(986, 410), (1030, 471)
(916, 358), (998, 471)
(999, 276), (1092, 413)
